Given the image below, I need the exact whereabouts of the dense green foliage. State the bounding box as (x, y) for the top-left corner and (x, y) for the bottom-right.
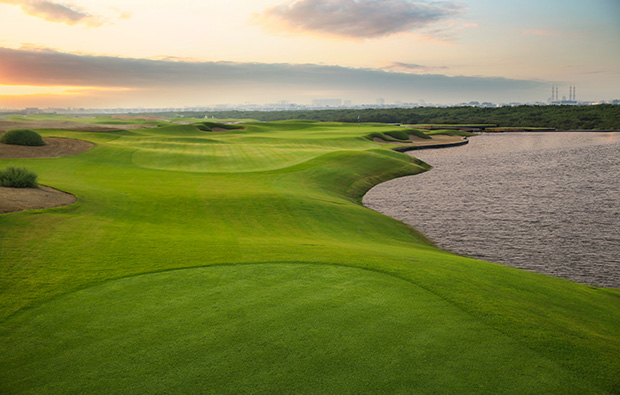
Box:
(1, 118), (619, 394)
(0, 129), (45, 146)
(0, 166), (38, 188)
(162, 104), (620, 130)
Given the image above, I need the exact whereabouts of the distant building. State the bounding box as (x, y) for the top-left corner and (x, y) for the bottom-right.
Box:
(312, 99), (342, 107)
(549, 84), (578, 105)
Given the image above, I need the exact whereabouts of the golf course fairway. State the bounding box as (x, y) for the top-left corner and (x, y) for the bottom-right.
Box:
(1, 118), (619, 394)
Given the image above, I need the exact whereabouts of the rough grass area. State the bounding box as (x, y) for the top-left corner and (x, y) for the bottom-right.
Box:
(0, 129), (45, 146)
(0, 117), (619, 394)
(0, 166), (38, 188)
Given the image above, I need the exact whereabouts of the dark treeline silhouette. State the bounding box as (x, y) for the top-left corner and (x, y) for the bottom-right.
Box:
(170, 104), (620, 130)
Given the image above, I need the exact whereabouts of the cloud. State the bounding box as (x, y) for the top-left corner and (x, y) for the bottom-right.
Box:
(386, 62), (449, 72)
(0, 0), (104, 26)
(0, 46), (547, 106)
(257, 0), (462, 39)
(109, 6), (131, 20)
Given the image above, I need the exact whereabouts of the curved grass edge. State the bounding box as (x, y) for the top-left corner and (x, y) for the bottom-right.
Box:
(1, 121), (619, 393)
(2, 262), (599, 394)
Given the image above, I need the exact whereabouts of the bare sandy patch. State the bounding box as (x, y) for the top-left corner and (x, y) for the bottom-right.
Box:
(374, 134), (465, 146)
(0, 185), (76, 214)
(372, 137), (401, 144)
(410, 134), (464, 145)
(0, 134), (93, 213)
(0, 137), (94, 159)
(409, 135), (431, 142)
(0, 119), (155, 132)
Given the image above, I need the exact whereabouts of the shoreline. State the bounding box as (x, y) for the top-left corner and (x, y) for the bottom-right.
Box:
(392, 138), (468, 152)
(484, 129), (620, 133)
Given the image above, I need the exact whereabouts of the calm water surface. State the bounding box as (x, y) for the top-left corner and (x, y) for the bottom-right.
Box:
(363, 132), (620, 288)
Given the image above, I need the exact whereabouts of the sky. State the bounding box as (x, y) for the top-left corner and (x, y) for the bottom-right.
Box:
(0, 0), (618, 108)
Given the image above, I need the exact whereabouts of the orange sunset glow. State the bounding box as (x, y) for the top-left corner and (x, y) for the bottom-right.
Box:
(0, 0), (618, 108)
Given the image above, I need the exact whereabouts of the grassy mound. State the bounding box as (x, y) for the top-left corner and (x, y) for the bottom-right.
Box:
(0, 129), (45, 146)
(366, 128), (432, 143)
(0, 117), (619, 394)
(366, 131), (409, 143)
(114, 122), (395, 173)
(407, 128), (432, 139)
(194, 121), (244, 131)
(0, 166), (38, 188)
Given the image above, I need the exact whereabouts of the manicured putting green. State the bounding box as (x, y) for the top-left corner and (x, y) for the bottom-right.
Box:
(0, 264), (595, 394)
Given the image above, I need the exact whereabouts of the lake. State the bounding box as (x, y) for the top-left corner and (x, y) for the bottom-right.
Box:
(363, 132), (620, 288)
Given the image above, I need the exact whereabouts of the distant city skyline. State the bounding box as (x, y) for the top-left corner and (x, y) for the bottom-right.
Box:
(1, 0), (619, 108)
(8, 94), (619, 116)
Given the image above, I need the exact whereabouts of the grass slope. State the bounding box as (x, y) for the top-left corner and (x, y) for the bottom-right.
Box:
(1, 118), (619, 394)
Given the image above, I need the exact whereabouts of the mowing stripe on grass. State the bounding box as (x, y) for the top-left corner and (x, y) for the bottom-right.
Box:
(1, 118), (619, 393)
(0, 263), (599, 395)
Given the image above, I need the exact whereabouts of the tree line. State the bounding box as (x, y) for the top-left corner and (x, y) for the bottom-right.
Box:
(170, 104), (620, 130)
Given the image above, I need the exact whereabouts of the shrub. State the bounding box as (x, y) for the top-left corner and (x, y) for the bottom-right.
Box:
(0, 167), (38, 188)
(0, 129), (45, 146)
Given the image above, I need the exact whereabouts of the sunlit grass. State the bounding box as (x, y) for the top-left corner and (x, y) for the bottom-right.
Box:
(0, 117), (619, 394)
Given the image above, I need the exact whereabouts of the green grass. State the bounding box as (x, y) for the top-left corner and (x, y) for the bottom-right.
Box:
(407, 128), (432, 139)
(1, 117), (619, 394)
(0, 264), (601, 394)
(5, 114), (165, 126)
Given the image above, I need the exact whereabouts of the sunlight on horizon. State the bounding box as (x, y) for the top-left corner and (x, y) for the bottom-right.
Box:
(0, 0), (618, 107)
(0, 85), (132, 96)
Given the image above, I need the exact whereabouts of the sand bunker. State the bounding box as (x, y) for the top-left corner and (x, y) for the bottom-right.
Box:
(0, 119), (156, 132)
(0, 134), (94, 213)
(411, 134), (465, 145)
(373, 134), (465, 146)
(0, 137), (94, 159)
(0, 185), (76, 214)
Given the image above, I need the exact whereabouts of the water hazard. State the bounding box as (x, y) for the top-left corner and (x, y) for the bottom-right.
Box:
(363, 132), (620, 288)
